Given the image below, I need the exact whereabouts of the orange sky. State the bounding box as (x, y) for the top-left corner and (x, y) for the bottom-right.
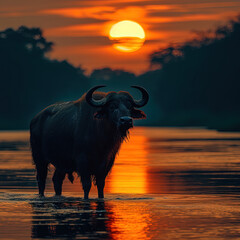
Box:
(1, 0), (240, 74)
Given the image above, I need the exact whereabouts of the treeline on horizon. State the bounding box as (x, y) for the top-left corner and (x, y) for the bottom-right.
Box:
(1, 15), (240, 130)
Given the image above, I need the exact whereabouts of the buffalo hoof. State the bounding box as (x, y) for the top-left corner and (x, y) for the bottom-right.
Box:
(54, 195), (64, 200)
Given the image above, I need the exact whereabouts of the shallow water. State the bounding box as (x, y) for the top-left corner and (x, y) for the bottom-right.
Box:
(1, 127), (240, 239)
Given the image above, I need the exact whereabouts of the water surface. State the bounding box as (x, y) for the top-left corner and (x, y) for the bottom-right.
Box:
(1, 127), (240, 239)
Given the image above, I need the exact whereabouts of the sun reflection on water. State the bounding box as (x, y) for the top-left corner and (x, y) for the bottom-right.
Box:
(109, 202), (150, 240)
(108, 130), (148, 194)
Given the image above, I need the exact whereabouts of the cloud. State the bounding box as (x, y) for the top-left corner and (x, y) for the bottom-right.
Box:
(70, 0), (150, 7)
(40, 6), (115, 20)
(45, 23), (106, 37)
(149, 20), (221, 32)
(40, 6), (146, 22)
(0, 15), (106, 31)
(50, 36), (111, 46)
(147, 2), (240, 17)
(147, 12), (236, 24)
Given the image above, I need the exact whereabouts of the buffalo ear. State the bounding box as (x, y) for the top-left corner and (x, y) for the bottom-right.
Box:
(131, 109), (146, 119)
(94, 110), (105, 119)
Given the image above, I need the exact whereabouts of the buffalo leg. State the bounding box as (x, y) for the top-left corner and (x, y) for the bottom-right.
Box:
(81, 175), (91, 199)
(76, 153), (91, 199)
(96, 177), (105, 199)
(52, 169), (66, 196)
(36, 163), (48, 197)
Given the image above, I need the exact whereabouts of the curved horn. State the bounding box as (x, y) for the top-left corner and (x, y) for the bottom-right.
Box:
(131, 86), (149, 108)
(85, 85), (107, 107)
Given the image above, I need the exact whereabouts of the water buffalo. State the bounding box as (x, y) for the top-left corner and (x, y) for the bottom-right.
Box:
(30, 86), (149, 199)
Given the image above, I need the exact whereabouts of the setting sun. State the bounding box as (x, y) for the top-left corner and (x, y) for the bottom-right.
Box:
(109, 20), (145, 52)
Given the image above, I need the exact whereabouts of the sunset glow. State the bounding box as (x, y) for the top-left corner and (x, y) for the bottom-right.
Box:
(1, 1), (240, 73)
(109, 20), (145, 52)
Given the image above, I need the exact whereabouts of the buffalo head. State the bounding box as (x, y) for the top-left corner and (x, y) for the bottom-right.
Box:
(86, 85), (149, 133)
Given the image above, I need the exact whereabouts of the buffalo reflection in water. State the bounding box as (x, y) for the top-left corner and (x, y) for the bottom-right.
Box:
(31, 200), (113, 239)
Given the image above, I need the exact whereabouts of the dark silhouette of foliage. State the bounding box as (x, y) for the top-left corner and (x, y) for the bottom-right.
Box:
(0, 26), (89, 129)
(144, 14), (240, 130)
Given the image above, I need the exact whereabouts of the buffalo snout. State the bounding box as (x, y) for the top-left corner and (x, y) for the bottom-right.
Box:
(119, 116), (133, 129)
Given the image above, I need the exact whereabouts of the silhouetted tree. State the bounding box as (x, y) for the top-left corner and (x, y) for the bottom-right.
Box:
(144, 14), (240, 130)
(0, 26), (89, 129)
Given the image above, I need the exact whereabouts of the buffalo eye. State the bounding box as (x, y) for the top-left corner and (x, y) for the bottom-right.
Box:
(131, 109), (146, 119)
(94, 109), (105, 119)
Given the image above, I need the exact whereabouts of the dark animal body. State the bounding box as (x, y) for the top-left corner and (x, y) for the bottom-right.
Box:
(30, 86), (149, 199)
